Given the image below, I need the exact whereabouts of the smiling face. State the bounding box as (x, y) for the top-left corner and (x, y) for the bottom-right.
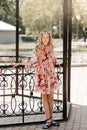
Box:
(38, 29), (54, 50)
(41, 32), (50, 46)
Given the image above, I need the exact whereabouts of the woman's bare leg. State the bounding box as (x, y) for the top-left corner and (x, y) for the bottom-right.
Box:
(42, 94), (51, 119)
(42, 93), (54, 119)
(47, 93), (54, 118)
(47, 93), (60, 126)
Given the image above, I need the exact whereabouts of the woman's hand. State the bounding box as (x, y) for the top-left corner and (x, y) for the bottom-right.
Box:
(12, 62), (23, 68)
(55, 59), (61, 69)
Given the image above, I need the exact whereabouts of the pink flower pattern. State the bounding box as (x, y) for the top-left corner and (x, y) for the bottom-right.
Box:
(23, 46), (58, 94)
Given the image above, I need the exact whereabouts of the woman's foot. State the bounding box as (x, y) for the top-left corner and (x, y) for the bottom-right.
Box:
(51, 120), (60, 126)
(42, 118), (51, 129)
(50, 117), (60, 126)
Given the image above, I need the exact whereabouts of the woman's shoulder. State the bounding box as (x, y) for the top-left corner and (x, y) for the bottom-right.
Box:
(46, 45), (54, 52)
(34, 45), (39, 53)
(34, 45), (39, 50)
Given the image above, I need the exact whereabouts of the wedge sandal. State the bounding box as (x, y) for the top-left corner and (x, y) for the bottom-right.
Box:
(42, 118), (51, 129)
(51, 120), (60, 126)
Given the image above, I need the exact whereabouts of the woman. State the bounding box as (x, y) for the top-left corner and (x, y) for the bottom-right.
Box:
(13, 29), (60, 129)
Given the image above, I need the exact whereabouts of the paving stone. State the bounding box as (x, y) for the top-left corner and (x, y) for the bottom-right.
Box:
(12, 127), (21, 130)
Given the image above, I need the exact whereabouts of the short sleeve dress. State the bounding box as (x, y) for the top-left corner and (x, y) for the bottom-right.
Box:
(23, 46), (58, 94)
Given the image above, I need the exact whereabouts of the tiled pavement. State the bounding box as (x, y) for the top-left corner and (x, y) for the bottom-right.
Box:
(1, 66), (87, 130)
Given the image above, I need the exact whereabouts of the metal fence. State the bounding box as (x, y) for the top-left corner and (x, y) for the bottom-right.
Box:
(0, 56), (63, 126)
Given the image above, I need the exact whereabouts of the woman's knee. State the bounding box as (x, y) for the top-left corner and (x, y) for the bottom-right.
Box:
(42, 94), (48, 100)
(49, 93), (53, 99)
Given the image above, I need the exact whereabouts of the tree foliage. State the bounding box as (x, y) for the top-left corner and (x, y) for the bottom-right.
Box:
(0, 0), (12, 12)
(73, 0), (87, 27)
(0, 0), (15, 25)
(20, 0), (63, 35)
(72, 0), (87, 38)
(1, 0), (87, 38)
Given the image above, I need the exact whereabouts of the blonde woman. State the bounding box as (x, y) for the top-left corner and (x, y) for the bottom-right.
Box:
(13, 29), (60, 129)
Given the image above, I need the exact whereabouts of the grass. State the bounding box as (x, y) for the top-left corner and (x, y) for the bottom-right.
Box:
(72, 45), (87, 52)
(0, 40), (87, 53)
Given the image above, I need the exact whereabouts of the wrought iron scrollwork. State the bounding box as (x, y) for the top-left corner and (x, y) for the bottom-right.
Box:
(0, 56), (63, 124)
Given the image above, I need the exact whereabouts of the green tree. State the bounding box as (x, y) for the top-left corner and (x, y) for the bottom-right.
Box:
(72, 0), (87, 39)
(0, 0), (12, 13)
(0, 0), (25, 33)
(0, 0), (15, 24)
(20, 0), (63, 35)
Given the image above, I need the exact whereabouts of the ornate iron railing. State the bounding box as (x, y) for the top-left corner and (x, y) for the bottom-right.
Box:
(0, 56), (63, 126)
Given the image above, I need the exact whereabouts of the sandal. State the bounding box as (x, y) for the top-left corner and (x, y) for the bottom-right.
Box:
(51, 120), (60, 126)
(42, 118), (51, 129)
(50, 116), (60, 126)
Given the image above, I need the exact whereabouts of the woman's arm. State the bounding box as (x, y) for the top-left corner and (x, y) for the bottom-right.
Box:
(23, 47), (38, 69)
(51, 50), (61, 68)
(54, 58), (61, 67)
(13, 62), (24, 68)
(13, 47), (38, 69)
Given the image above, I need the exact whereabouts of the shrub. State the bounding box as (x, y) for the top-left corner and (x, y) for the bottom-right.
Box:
(20, 35), (36, 42)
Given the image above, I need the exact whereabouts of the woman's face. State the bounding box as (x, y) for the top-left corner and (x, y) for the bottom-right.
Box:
(41, 32), (49, 46)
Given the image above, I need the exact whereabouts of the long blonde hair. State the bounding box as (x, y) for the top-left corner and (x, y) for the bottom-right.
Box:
(37, 29), (54, 50)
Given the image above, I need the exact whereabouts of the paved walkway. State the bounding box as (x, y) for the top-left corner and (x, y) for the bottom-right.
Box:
(1, 66), (87, 130)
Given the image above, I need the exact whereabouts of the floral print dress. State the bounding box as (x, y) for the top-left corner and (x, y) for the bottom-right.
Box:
(24, 46), (58, 94)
